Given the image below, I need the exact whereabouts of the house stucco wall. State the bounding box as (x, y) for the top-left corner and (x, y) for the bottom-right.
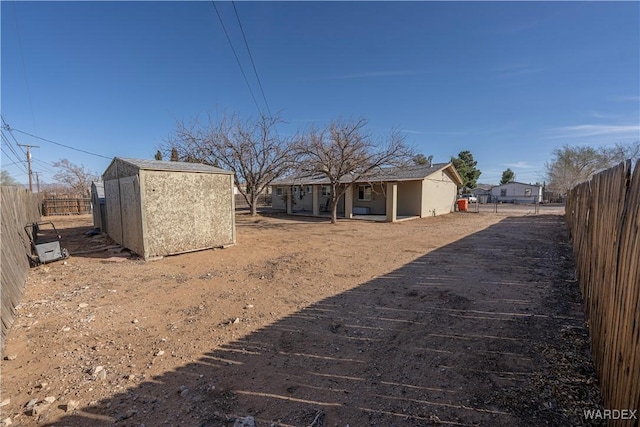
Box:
(397, 180), (422, 217)
(293, 185), (314, 212)
(273, 185), (336, 214)
(272, 186), (287, 210)
(350, 183), (386, 215)
(421, 170), (458, 216)
(141, 170), (235, 258)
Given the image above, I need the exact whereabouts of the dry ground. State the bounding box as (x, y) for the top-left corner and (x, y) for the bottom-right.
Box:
(1, 207), (603, 426)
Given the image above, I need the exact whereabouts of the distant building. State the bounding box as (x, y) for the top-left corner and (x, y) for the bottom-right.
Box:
(470, 184), (493, 204)
(490, 182), (542, 204)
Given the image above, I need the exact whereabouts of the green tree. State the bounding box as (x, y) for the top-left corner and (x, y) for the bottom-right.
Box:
(500, 168), (515, 185)
(154, 150), (163, 161)
(451, 150), (481, 189)
(413, 154), (433, 166)
(1, 170), (19, 186)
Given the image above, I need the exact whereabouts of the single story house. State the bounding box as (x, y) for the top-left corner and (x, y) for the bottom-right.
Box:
(271, 162), (463, 222)
(102, 157), (236, 259)
(490, 181), (543, 204)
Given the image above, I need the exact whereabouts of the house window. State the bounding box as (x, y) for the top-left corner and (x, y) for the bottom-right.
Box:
(358, 185), (372, 201)
(306, 186), (312, 193)
(500, 189), (507, 197)
(322, 185), (331, 197)
(276, 187), (283, 197)
(525, 188), (532, 197)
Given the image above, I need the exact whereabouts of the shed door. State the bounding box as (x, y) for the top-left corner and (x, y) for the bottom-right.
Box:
(119, 176), (144, 256)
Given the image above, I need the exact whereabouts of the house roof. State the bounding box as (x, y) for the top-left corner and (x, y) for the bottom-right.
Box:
(113, 157), (233, 175)
(494, 181), (542, 188)
(273, 162), (463, 187)
(473, 183), (494, 191)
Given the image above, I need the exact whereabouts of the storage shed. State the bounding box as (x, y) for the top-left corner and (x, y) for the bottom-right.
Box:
(102, 158), (236, 259)
(90, 181), (107, 232)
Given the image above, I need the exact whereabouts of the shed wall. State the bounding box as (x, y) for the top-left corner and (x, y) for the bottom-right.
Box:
(119, 176), (145, 255)
(104, 179), (123, 246)
(104, 176), (144, 255)
(141, 170), (235, 257)
(103, 158), (139, 181)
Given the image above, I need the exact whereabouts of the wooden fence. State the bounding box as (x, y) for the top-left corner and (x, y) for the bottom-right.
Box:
(1, 187), (41, 352)
(565, 160), (639, 421)
(42, 197), (91, 215)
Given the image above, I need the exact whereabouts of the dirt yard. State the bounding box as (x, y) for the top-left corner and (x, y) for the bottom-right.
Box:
(1, 207), (603, 426)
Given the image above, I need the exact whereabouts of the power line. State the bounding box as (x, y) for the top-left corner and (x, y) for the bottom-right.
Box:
(0, 129), (26, 164)
(1, 122), (27, 157)
(1, 160), (25, 168)
(8, 127), (111, 159)
(210, 1), (263, 116)
(1, 147), (28, 174)
(231, 1), (272, 118)
(33, 158), (55, 172)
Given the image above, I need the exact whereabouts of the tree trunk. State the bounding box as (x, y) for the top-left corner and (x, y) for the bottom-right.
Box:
(249, 192), (258, 216)
(330, 197), (338, 224)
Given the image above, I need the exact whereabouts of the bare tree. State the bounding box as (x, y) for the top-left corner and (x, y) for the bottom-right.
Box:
(601, 141), (640, 165)
(164, 112), (296, 216)
(294, 118), (413, 224)
(546, 141), (640, 195)
(52, 159), (98, 196)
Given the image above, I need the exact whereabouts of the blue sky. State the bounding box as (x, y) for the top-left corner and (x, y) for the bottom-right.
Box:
(2, 1), (639, 186)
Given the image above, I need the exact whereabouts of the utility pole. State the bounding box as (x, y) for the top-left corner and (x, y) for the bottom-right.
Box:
(17, 144), (39, 192)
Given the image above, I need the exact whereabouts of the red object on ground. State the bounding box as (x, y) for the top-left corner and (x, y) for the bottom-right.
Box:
(457, 199), (468, 211)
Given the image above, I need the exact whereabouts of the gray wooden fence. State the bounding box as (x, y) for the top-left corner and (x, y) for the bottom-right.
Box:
(565, 160), (640, 423)
(1, 186), (41, 352)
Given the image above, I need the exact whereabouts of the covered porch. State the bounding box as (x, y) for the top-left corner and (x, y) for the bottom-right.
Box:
(283, 181), (420, 223)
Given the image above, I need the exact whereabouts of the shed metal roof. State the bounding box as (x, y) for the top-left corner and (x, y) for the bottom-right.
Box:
(91, 181), (105, 199)
(115, 157), (233, 175)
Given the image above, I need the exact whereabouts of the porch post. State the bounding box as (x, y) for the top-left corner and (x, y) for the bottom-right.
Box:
(286, 186), (293, 215)
(312, 185), (320, 216)
(386, 181), (397, 222)
(344, 185), (353, 219)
